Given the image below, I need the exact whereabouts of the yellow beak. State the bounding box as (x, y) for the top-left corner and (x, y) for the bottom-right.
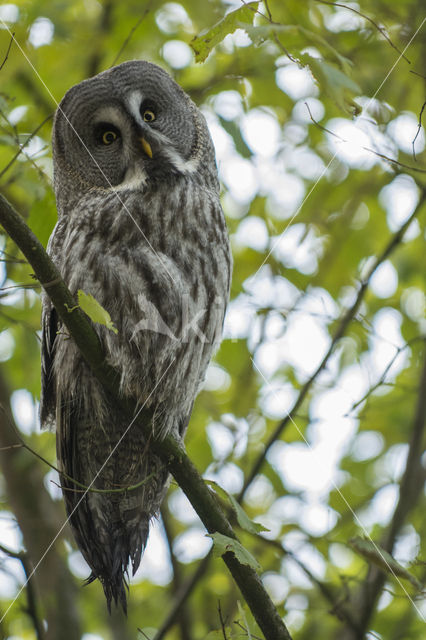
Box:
(140, 137), (153, 158)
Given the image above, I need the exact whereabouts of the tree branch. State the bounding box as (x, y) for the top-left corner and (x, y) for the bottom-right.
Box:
(337, 342), (426, 639)
(0, 192), (292, 640)
(0, 112), (53, 181)
(259, 536), (359, 631)
(0, 543), (44, 640)
(160, 507), (193, 640)
(0, 370), (82, 640)
(110, 0), (156, 68)
(86, 0), (114, 77)
(313, 0), (410, 63)
(239, 189), (426, 502)
(153, 553), (211, 640)
(0, 31), (14, 71)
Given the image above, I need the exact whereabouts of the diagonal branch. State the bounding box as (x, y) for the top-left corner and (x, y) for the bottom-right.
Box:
(0, 370), (82, 640)
(0, 191), (292, 640)
(337, 342), (426, 639)
(260, 536), (360, 630)
(86, 0), (114, 77)
(0, 113), (53, 180)
(154, 550), (212, 640)
(313, 0), (410, 63)
(110, 0), (156, 67)
(160, 508), (194, 640)
(0, 543), (44, 640)
(239, 189), (426, 502)
(0, 31), (14, 71)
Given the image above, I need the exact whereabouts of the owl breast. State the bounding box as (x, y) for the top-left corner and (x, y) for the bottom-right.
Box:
(49, 176), (231, 435)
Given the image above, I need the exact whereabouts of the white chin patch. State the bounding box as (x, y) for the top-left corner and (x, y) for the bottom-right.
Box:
(113, 164), (147, 191)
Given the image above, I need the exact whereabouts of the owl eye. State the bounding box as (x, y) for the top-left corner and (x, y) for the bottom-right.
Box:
(94, 123), (121, 146)
(143, 109), (156, 123)
(102, 130), (117, 145)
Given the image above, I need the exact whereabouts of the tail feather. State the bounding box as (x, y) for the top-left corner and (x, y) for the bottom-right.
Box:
(57, 392), (170, 612)
(77, 502), (150, 612)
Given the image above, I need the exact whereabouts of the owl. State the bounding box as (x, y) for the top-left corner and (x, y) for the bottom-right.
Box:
(40, 60), (231, 611)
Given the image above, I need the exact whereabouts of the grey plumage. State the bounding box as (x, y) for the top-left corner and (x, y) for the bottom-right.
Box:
(40, 60), (231, 611)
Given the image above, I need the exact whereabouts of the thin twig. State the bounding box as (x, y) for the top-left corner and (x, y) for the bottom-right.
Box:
(0, 542), (22, 559)
(0, 258), (28, 264)
(305, 101), (345, 139)
(0, 403), (155, 495)
(362, 145), (426, 173)
(263, 0), (272, 20)
(238, 190), (426, 502)
(218, 601), (229, 640)
(0, 282), (41, 291)
(111, 0), (156, 67)
(346, 336), (424, 415)
(412, 101), (426, 161)
(0, 309), (41, 335)
(383, 341), (426, 549)
(313, 0), (410, 63)
(0, 108), (50, 181)
(0, 249), (28, 264)
(86, 0), (113, 77)
(160, 508), (193, 640)
(0, 113), (53, 180)
(249, 0), (299, 63)
(0, 443), (23, 451)
(338, 342), (426, 636)
(0, 544), (45, 640)
(409, 69), (426, 79)
(233, 620), (264, 640)
(0, 32), (14, 72)
(260, 536), (360, 630)
(153, 553), (212, 640)
(305, 102), (426, 174)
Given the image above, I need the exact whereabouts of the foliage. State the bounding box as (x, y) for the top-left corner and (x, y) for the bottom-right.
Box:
(0, 1), (425, 639)
(77, 290), (118, 335)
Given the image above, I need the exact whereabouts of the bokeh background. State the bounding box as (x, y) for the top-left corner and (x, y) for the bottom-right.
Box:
(0, 1), (425, 639)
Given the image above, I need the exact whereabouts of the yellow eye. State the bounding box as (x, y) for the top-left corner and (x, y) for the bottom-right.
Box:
(143, 110), (156, 123)
(102, 130), (117, 145)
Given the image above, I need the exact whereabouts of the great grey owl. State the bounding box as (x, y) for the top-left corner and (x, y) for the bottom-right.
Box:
(40, 60), (231, 611)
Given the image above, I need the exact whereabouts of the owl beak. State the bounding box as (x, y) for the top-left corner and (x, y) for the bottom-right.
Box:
(140, 137), (153, 158)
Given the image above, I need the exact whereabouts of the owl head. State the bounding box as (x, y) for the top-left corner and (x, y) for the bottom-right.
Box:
(52, 60), (218, 210)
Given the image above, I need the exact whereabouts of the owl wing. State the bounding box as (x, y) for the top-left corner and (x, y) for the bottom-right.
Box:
(40, 296), (58, 429)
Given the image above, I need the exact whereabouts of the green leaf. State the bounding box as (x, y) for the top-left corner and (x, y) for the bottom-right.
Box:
(190, 2), (259, 63)
(219, 116), (252, 158)
(228, 494), (269, 534)
(208, 532), (261, 571)
(77, 290), (118, 334)
(207, 480), (268, 534)
(300, 54), (361, 115)
(349, 537), (423, 591)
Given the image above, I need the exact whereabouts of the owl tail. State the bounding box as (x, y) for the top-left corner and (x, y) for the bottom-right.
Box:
(65, 476), (153, 613)
(57, 399), (169, 613)
(83, 511), (150, 613)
